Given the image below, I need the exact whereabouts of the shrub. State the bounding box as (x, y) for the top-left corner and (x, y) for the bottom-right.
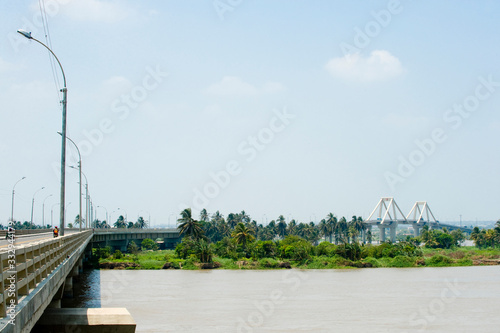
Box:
(427, 254), (453, 266)
(141, 238), (159, 251)
(390, 255), (415, 268)
(92, 246), (111, 259)
(315, 242), (336, 257)
(335, 243), (362, 261)
(258, 258), (280, 268)
(127, 241), (139, 255)
(112, 250), (123, 260)
(279, 236), (313, 261)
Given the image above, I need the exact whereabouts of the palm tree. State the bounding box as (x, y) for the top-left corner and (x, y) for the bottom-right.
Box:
(287, 219), (297, 236)
(240, 210), (251, 224)
(177, 208), (205, 240)
(136, 216), (147, 229)
(232, 222), (255, 249)
(227, 213), (237, 229)
(337, 217), (348, 244)
(319, 219), (328, 241)
(326, 213), (337, 243)
(277, 215), (287, 239)
(200, 209), (209, 222)
(114, 215), (126, 228)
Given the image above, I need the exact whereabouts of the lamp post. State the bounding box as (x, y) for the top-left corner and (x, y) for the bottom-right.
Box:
(117, 208), (127, 223)
(97, 206), (108, 227)
(11, 176), (26, 222)
(42, 194), (53, 227)
(31, 187), (45, 226)
(18, 29), (68, 236)
(70, 166), (88, 229)
(138, 210), (151, 228)
(59, 132), (82, 232)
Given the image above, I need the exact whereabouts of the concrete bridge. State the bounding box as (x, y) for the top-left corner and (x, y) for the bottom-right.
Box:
(92, 228), (181, 251)
(363, 197), (474, 243)
(0, 228), (181, 332)
(363, 197), (472, 242)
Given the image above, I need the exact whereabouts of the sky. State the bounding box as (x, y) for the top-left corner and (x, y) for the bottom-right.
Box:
(0, 0), (499, 227)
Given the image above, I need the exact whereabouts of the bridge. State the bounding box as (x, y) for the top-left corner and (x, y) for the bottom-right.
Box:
(0, 228), (181, 332)
(363, 197), (474, 243)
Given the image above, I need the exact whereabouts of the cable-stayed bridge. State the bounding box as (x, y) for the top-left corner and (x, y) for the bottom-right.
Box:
(363, 197), (473, 243)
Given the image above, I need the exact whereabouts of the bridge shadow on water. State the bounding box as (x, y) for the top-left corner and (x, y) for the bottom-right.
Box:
(62, 269), (102, 308)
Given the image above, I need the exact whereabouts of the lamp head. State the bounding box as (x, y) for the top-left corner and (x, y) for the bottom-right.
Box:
(17, 29), (32, 39)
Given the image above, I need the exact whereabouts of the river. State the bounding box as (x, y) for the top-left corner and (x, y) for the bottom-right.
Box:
(67, 266), (500, 332)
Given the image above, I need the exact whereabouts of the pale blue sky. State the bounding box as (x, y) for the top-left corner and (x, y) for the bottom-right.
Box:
(1, 1), (499, 226)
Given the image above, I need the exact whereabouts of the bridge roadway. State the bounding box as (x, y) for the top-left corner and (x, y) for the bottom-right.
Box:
(0, 228), (180, 332)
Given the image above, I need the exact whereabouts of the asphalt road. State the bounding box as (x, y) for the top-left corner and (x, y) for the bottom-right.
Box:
(0, 229), (81, 250)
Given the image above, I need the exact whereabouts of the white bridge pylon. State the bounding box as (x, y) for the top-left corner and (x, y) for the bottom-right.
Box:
(363, 197), (441, 242)
(406, 201), (438, 225)
(365, 197), (407, 224)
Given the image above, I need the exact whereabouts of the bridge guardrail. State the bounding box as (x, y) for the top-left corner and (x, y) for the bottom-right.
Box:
(0, 230), (92, 318)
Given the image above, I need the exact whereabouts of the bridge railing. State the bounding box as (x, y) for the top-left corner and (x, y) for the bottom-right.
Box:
(0, 230), (92, 318)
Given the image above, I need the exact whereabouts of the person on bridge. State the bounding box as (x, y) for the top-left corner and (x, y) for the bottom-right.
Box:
(53, 226), (59, 238)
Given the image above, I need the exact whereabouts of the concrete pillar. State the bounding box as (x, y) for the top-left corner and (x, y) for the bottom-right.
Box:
(379, 225), (386, 243)
(367, 226), (372, 244)
(413, 225), (420, 237)
(64, 276), (73, 298)
(390, 225), (397, 243)
(362, 229), (366, 244)
(78, 258), (84, 274)
(48, 282), (65, 308)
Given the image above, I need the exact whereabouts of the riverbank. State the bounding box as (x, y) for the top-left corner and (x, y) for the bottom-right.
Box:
(97, 246), (500, 270)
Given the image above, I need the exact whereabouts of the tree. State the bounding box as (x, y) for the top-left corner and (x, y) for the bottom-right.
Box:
(177, 208), (205, 240)
(227, 213), (237, 229)
(114, 215), (126, 228)
(127, 241), (139, 254)
(200, 209), (209, 222)
(195, 239), (213, 263)
(326, 213), (337, 243)
(136, 216), (147, 229)
(232, 222), (255, 250)
(277, 215), (287, 239)
(141, 238), (158, 251)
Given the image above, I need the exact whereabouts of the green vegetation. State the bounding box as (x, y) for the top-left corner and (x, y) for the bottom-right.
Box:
(93, 212), (500, 270)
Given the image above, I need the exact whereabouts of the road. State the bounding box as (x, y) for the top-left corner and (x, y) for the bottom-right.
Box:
(0, 229), (81, 251)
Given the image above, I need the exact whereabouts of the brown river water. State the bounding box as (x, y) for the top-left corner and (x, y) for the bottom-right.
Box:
(66, 266), (500, 332)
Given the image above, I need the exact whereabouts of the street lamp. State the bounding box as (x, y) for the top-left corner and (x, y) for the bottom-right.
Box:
(42, 194), (53, 227)
(59, 132), (82, 232)
(11, 176), (26, 222)
(138, 210), (151, 228)
(97, 206), (108, 227)
(31, 187), (45, 226)
(70, 166), (88, 229)
(18, 29), (68, 236)
(117, 208), (127, 222)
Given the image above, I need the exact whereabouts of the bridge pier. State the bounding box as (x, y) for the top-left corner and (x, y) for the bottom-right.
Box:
(389, 225), (397, 243)
(413, 225), (420, 237)
(379, 225), (386, 243)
